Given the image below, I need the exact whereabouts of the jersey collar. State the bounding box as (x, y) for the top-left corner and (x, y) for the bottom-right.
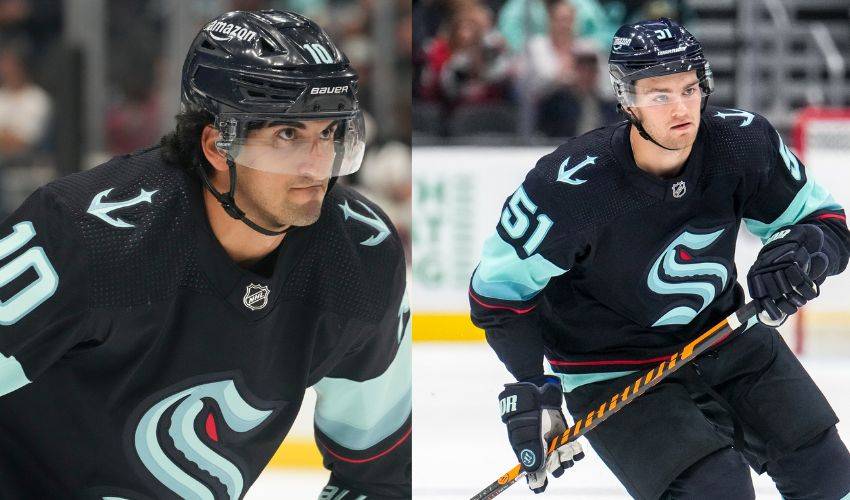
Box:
(187, 178), (315, 321)
(610, 120), (705, 202)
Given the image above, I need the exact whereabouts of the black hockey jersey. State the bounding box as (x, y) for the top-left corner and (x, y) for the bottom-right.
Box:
(470, 106), (850, 386)
(0, 146), (411, 499)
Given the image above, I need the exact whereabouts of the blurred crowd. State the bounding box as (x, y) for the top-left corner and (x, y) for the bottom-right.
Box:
(413, 0), (692, 140)
(0, 0), (410, 258)
(0, 0), (59, 216)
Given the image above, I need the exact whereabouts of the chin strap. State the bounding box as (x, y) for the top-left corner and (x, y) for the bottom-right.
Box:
(624, 107), (679, 151)
(196, 155), (291, 237)
(621, 97), (710, 152)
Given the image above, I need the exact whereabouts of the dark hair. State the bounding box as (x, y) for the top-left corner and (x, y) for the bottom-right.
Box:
(160, 108), (215, 174)
(161, 110), (287, 174)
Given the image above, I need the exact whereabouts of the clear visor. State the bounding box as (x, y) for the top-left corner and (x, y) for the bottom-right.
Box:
(215, 112), (366, 178)
(614, 75), (709, 108)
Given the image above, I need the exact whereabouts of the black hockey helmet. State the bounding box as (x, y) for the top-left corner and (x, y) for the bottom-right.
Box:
(180, 10), (365, 235)
(182, 10), (359, 119)
(609, 18), (713, 106)
(608, 18), (712, 148)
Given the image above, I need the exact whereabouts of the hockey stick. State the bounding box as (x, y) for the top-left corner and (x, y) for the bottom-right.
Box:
(470, 300), (761, 500)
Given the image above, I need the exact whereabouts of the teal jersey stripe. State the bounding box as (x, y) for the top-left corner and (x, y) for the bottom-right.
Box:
(552, 370), (637, 393)
(472, 232), (567, 302)
(745, 174), (842, 243)
(545, 317), (758, 394)
(313, 325), (411, 451)
(0, 352), (30, 397)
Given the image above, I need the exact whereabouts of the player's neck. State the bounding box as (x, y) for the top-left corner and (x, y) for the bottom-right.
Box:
(629, 126), (693, 179)
(202, 188), (285, 268)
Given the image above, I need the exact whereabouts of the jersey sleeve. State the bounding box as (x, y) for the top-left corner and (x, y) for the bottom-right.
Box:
(469, 152), (592, 381)
(742, 117), (850, 277)
(0, 186), (90, 399)
(312, 255), (411, 499)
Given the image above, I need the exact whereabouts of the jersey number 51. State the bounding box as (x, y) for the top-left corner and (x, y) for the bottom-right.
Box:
(500, 187), (553, 256)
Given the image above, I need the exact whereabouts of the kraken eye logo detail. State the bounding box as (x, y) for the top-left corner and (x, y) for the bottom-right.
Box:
(647, 228), (730, 326)
(131, 378), (278, 500)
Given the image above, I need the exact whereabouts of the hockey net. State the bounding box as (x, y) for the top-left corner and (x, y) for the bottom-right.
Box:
(791, 107), (850, 355)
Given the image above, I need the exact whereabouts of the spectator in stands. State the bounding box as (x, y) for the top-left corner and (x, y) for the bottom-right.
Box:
(497, 0), (625, 54)
(396, 3), (414, 141)
(105, 58), (162, 156)
(622, 0), (694, 25)
(0, 0), (61, 51)
(529, 1), (617, 137)
(0, 40), (51, 164)
(496, 0), (549, 53)
(563, 41), (619, 133)
(435, 2), (511, 106)
(527, 0), (579, 98)
(569, 0), (693, 49)
(569, 0), (624, 50)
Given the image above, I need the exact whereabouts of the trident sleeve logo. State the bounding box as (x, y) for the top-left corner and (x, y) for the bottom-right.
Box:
(647, 227), (730, 326)
(338, 199), (390, 246)
(87, 187), (158, 228)
(714, 108), (754, 127)
(131, 378), (278, 500)
(556, 155), (597, 186)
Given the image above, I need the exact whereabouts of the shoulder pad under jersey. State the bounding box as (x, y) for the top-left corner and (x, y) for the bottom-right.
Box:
(281, 184), (405, 323)
(45, 146), (210, 307)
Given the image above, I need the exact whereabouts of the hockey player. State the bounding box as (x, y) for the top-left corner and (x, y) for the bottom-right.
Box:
(470, 18), (850, 499)
(0, 10), (410, 500)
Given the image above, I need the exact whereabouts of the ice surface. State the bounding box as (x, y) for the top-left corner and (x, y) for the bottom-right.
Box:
(247, 470), (328, 499)
(411, 342), (850, 499)
(245, 341), (849, 499)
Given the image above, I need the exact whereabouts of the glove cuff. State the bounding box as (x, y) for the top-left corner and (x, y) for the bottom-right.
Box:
(499, 381), (563, 423)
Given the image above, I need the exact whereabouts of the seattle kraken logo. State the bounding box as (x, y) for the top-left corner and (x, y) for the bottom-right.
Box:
(647, 227), (730, 326)
(132, 378), (278, 500)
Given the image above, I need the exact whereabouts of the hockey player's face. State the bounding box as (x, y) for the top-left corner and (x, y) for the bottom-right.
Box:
(227, 119), (336, 228)
(630, 71), (702, 150)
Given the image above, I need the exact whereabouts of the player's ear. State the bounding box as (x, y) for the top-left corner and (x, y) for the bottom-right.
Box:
(200, 125), (229, 173)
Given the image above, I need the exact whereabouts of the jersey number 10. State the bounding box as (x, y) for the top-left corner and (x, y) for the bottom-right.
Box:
(500, 187), (553, 256)
(0, 222), (58, 325)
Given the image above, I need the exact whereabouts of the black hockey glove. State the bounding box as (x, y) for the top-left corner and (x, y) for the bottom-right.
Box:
(747, 224), (829, 326)
(498, 376), (584, 494)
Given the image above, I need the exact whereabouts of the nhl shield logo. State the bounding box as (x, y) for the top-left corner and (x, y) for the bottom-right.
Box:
(243, 283), (270, 310)
(672, 181), (686, 199)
